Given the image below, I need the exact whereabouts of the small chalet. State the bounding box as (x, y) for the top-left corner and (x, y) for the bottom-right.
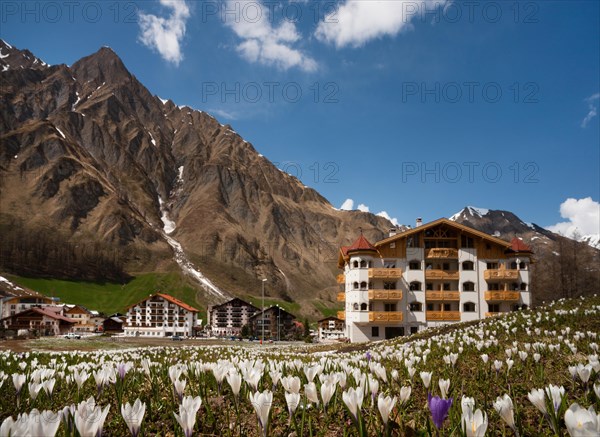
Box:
(248, 306), (298, 341)
(1, 307), (75, 336)
(123, 293), (200, 337)
(317, 316), (346, 341)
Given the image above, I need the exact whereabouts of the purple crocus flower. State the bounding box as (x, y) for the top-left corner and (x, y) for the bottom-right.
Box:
(366, 351), (372, 362)
(428, 393), (453, 429)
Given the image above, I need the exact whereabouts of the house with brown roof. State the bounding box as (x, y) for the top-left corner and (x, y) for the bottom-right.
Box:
(123, 293), (200, 337)
(63, 305), (101, 332)
(1, 307), (75, 336)
(317, 316), (345, 341)
(338, 218), (533, 342)
(0, 275), (57, 319)
(207, 297), (259, 337)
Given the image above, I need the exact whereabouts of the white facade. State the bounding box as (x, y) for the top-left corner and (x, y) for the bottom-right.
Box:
(123, 293), (199, 337)
(339, 220), (532, 343)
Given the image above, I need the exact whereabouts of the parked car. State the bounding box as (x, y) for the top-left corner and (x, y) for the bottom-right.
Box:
(64, 332), (81, 339)
(171, 335), (183, 341)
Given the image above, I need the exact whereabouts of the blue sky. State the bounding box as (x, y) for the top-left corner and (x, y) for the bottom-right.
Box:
(2, 0), (599, 236)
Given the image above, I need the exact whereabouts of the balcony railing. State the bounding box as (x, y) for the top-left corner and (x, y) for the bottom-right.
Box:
(425, 270), (460, 280)
(484, 291), (520, 301)
(485, 312), (504, 318)
(368, 268), (402, 279)
(337, 311), (346, 321)
(337, 292), (346, 302)
(368, 289), (403, 300)
(369, 312), (403, 322)
(426, 248), (458, 259)
(336, 274), (345, 284)
(484, 269), (519, 280)
(426, 311), (461, 321)
(425, 291), (460, 301)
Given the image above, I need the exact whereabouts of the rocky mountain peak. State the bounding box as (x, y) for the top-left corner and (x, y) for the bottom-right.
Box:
(71, 46), (131, 85)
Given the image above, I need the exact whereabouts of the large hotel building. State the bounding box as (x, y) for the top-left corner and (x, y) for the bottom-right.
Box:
(337, 218), (532, 342)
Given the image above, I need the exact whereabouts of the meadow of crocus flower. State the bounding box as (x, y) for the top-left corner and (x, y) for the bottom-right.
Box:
(1, 296), (600, 436)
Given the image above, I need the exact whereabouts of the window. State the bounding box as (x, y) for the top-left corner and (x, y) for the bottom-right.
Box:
(488, 283), (500, 291)
(519, 262), (526, 270)
(353, 303), (359, 311)
(426, 303), (434, 311)
(462, 261), (474, 270)
(520, 283), (527, 291)
(372, 327), (379, 337)
(409, 260), (421, 270)
(409, 281), (422, 291)
(360, 282), (367, 290)
(443, 303), (451, 311)
(463, 282), (475, 292)
(442, 263), (450, 270)
(360, 260), (367, 268)
(384, 303), (397, 312)
(390, 242), (396, 249)
(353, 261), (358, 268)
(486, 244), (492, 250)
(384, 282), (397, 290)
(510, 261), (517, 270)
(360, 303), (368, 311)
(409, 302), (422, 312)
(463, 302), (476, 312)
(384, 261), (396, 268)
(489, 304), (500, 313)
(353, 282), (359, 290)
(461, 235), (474, 248)
(487, 262), (498, 270)
(410, 326), (419, 334)
(511, 283), (520, 291)
(443, 283), (451, 291)
(426, 283), (433, 291)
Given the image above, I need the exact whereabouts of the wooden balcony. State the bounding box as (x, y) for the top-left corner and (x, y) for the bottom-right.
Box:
(425, 270), (460, 280)
(485, 312), (503, 318)
(337, 292), (346, 302)
(426, 248), (458, 259)
(368, 290), (403, 300)
(425, 291), (460, 301)
(426, 311), (461, 321)
(484, 269), (519, 281)
(337, 311), (346, 321)
(368, 268), (402, 279)
(485, 291), (520, 302)
(336, 274), (345, 284)
(369, 312), (403, 322)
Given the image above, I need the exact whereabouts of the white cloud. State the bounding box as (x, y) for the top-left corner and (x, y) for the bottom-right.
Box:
(209, 108), (239, 120)
(581, 93), (600, 128)
(223, 0), (317, 71)
(376, 211), (400, 227)
(340, 198), (354, 210)
(547, 197), (600, 239)
(315, 0), (447, 48)
(357, 204), (370, 212)
(138, 0), (190, 66)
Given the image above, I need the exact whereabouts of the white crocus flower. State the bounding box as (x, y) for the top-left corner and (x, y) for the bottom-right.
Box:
(121, 398), (146, 437)
(399, 386), (412, 406)
(377, 393), (397, 425)
(438, 378), (450, 399)
(462, 408), (488, 437)
(493, 394), (516, 431)
(527, 388), (547, 414)
(174, 395), (202, 437)
(342, 386), (364, 421)
(564, 403), (599, 437)
(249, 390), (273, 437)
(305, 382), (319, 406)
(420, 371), (432, 389)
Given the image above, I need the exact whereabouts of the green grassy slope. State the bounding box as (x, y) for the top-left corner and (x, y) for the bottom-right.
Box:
(6, 273), (205, 318)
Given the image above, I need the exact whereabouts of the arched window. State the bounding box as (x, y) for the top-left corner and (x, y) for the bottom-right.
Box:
(519, 262), (526, 270)
(353, 303), (359, 311)
(462, 281), (475, 292)
(409, 302), (422, 312)
(353, 282), (359, 290)
(462, 261), (474, 271)
(360, 260), (367, 268)
(520, 282), (528, 291)
(408, 260), (421, 270)
(510, 261), (517, 270)
(360, 281), (367, 290)
(360, 303), (368, 311)
(410, 281), (422, 291)
(463, 302), (476, 312)
(353, 261), (359, 268)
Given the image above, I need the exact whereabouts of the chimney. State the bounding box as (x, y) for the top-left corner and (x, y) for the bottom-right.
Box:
(416, 217), (423, 227)
(388, 228), (397, 237)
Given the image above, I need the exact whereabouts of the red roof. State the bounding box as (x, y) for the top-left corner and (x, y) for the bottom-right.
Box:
(510, 237), (532, 253)
(346, 234), (378, 253)
(156, 293), (199, 313)
(1, 307), (76, 324)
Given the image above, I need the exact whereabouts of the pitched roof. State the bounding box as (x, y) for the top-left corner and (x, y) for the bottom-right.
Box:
(1, 307), (75, 323)
(317, 316), (344, 323)
(126, 292), (199, 313)
(375, 218), (512, 248)
(510, 237), (533, 253)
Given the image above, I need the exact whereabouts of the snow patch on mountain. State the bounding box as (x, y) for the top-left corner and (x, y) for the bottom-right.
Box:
(450, 206), (490, 221)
